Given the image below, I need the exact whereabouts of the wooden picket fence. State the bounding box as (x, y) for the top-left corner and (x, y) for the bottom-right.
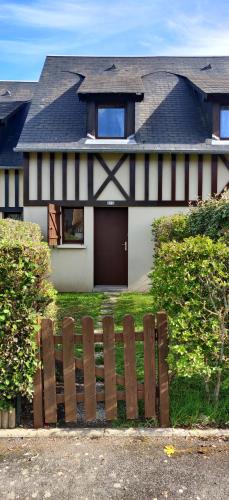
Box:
(33, 312), (169, 428)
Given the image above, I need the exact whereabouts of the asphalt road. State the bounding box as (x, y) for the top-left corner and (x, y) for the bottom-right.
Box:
(0, 434), (228, 499)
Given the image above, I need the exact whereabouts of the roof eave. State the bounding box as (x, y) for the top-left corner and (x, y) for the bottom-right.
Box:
(78, 92), (144, 102)
(14, 143), (229, 154)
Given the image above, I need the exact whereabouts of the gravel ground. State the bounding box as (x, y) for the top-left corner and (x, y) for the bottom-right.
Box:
(0, 434), (228, 499)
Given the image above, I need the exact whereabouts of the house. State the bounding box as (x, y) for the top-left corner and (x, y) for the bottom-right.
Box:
(0, 81), (36, 219)
(1, 56), (229, 291)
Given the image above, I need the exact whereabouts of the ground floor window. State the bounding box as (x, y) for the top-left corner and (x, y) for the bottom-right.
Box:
(4, 212), (23, 220)
(62, 208), (84, 244)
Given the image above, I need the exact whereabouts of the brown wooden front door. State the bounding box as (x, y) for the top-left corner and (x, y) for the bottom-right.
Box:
(94, 208), (128, 286)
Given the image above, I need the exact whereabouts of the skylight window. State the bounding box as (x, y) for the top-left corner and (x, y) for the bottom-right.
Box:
(97, 106), (125, 138)
(220, 107), (229, 139)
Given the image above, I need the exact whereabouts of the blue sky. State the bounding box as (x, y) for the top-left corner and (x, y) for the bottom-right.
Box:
(1, 0), (229, 80)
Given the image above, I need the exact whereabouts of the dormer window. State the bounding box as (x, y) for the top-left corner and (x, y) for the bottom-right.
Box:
(220, 106), (229, 139)
(97, 105), (126, 138)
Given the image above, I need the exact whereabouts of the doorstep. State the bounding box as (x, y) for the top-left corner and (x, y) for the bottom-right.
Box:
(93, 286), (128, 292)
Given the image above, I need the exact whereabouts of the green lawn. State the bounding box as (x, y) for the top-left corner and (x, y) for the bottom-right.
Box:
(56, 292), (104, 333)
(56, 292), (229, 427)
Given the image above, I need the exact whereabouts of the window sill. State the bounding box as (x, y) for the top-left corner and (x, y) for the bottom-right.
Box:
(85, 137), (136, 145)
(211, 139), (229, 145)
(56, 244), (87, 249)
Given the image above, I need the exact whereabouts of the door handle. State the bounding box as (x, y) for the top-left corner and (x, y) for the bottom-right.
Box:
(122, 241), (128, 252)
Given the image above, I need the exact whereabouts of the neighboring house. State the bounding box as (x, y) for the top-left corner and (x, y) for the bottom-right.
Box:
(2, 56), (229, 291)
(0, 81), (36, 219)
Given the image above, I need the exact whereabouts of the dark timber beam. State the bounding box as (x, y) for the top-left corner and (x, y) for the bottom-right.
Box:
(75, 153), (80, 200)
(15, 169), (19, 208)
(4, 170), (9, 208)
(219, 154), (229, 170)
(62, 152), (67, 201)
(184, 154), (189, 201)
(93, 153), (129, 201)
(23, 199), (200, 208)
(171, 154), (176, 201)
(37, 152), (42, 201)
(23, 152), (29, 205)
(50, 153), (55, 201)
(211, 155), (218, 196)
(144, 153), (149, 201)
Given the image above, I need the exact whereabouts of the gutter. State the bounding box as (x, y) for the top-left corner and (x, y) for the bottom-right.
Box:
(14, 144), (229, 154)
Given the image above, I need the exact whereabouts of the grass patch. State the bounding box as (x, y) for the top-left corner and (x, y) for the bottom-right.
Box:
(56, 292), (104, 333)
(170, 377), (229, 428)
(113, 292), (156, 331)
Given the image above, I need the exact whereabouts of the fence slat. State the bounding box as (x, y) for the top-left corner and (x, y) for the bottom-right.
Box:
(143, 314), (156, 418)
(103, 316), (117, 420)
(42, 319), (57, 423)
(63, 317), (77, 422)
(82, 316), (96, 421)
(157, 312), (170, 427)
(33, 326), (44, 428)
(123, 315), (138, 419)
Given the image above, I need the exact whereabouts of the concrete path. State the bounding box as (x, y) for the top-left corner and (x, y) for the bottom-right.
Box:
(0, 432), (228, 499)
(95, 291), (120, 332)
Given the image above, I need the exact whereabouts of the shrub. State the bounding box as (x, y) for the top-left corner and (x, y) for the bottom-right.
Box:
(187, 193), (229, 243)
(0, 220), (56, 410)
(152, 213), (188, 252)
(0, 219), (42, 243)
(152, 193), (229, 250)
(150, 236), (229, 401)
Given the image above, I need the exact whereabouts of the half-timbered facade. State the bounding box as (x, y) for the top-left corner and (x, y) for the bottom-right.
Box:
(0, 81), (36, 219)
(8, 56), (229, 290)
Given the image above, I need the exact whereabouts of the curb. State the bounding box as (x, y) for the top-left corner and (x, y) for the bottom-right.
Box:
(0, 427), (228, 439)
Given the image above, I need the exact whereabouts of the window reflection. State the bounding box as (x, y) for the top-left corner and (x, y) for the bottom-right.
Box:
(220, 107), (229, 138)
(97, 107), (125, 138)
(63, 208), (84, 243)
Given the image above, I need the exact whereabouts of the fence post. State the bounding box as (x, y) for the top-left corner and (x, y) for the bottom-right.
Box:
(143, 314), (156, 418)
(33, 325), (44, 428)
(63, 317), (77, 422)
(103, 315), (117, 420)
(123, 315), (138, 419)
(82, 316), (96, 421)
(157, 312), (170, 427)
(42, 319), (57, 424)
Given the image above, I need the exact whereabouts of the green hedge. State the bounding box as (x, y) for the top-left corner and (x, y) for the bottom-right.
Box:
(150, 194), (229, 402)
(0, 220), (56, 410)
(150, 236), (229, 401)
(187, 194), (229, 242)
(0, 219), (42, 242)
(152, 193), (229, 249)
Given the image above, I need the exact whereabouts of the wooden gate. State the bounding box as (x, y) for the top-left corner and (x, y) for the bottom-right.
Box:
(33, 313), (169, 428)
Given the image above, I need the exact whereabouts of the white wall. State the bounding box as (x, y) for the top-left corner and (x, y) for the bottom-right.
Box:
(128, 206), (189, 291)
(50, 207), (94, 292)
(23, 206), (48, 239)
(24, 206), (94, 292)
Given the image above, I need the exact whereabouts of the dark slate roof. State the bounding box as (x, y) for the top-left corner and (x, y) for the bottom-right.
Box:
(78, 68), (144, 95)
(0, 101), (25, 121)
(0, 82), (36, 167)
(16, 56), (229, 153)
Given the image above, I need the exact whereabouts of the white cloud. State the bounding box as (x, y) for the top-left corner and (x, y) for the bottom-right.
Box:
(0, 39), (71, 58)
(141, 14), (229, 56)
(0, 1), (229, 60)
(0, 0), (160, 34)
